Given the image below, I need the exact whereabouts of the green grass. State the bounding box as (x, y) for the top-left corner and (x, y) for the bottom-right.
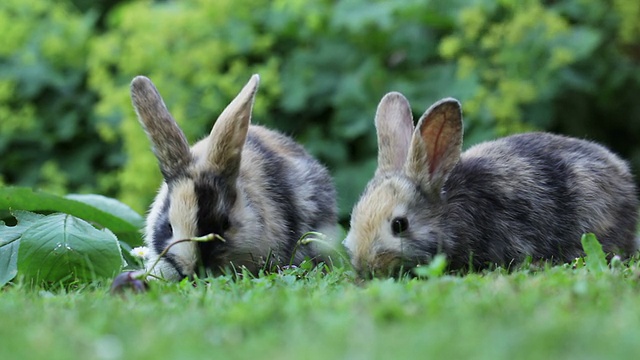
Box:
(2, 262), (640, 360)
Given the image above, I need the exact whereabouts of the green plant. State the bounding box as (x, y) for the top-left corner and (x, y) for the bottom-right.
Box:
(3, 246), (640, 359)
(440, 0), (640, 175)
(88, 0), (640, 220)
(2, 0), (639, 223)
(0, 0), (123, 196)
(89, 0), (282, 212)
(0, 187), (143, 286)
(88, 0), (471, 215)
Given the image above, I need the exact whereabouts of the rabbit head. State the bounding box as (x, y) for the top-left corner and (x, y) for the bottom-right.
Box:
(131, 75), (259, 280)
(343, 93), (462, 277)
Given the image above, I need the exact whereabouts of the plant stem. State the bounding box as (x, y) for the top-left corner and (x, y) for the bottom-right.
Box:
(141, 233), (224, 279)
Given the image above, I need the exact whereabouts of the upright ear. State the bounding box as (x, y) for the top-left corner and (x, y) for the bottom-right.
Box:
(405, 98), (463, 195)
(374, 92), (414, 175)
(131, 76), (191, 181)
(207, 74), (259, 178)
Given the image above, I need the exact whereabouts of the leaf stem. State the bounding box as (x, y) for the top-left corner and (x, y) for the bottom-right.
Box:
(141, 233), (224, 279)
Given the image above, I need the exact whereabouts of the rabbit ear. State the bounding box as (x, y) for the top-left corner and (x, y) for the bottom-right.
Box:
(131, 76), (192, 181)
(374, 92), (414, 174)
(206, 74), (259, 178)
(405, 98), (463, 194)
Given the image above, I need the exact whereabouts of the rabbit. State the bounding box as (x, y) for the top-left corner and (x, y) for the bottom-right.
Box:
(343, 92), (639, 277)
(130, 74), (337, 281)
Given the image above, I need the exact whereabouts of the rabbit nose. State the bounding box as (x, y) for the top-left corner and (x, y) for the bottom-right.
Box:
(355, 259), (392, 279)
(356, 268), (375, 280)
(353, 258), (374, 280)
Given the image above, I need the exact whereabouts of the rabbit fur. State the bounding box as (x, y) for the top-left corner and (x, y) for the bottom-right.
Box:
(131, 74), (337, 280)
(343, 92), (639, 277)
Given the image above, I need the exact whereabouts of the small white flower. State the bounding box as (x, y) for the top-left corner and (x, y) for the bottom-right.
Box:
(130, 246), (150, 259)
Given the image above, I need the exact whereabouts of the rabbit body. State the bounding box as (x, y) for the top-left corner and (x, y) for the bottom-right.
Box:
(131, 75), (337, 280)
(344, 93), (638, 276)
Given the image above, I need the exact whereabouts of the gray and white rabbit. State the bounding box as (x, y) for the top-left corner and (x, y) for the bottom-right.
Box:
(343, 92), (639, 277)
(130, 74), (337, 280)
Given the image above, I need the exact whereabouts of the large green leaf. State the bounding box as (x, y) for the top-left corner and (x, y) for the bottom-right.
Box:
(0, 187), (143, 246)
(65, 193), (144, 232)
(18, 214), (124, 283)
(0, 211), (45, 286)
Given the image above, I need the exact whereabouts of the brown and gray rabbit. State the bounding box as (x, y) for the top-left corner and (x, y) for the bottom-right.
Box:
(131, 74), (337, 281)
(343, 92), (639, 277)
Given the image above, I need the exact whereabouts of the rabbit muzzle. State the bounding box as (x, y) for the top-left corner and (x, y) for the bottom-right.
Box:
(355, 251), (419, 279)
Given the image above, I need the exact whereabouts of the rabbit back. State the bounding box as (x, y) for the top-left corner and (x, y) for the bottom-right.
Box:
(223, 125), (337, 265)
(443, 132), (638, 268)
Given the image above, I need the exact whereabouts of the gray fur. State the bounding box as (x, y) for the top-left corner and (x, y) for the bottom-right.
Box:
(131, 75), (337, 280)
(131, 76), (192, 181)
(375, 92), (414, 175)
(344, 94), (639, 277)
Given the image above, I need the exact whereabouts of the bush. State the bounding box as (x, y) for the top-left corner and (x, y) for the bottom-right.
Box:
(89, 0), (471, 215)
(0, 0), (123, 196)
(89, 0), (282, 212)
(2, 0), (639, 222)
(440, 0), (640, 175)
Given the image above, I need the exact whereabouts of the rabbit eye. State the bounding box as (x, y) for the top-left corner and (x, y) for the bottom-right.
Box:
(220, 218), (231, 232)
(391, 217), (409, 236)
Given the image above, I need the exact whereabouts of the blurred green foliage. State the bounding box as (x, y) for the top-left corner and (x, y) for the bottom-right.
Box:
(1, 0), (639, 221)
(0, 0), (121, 196)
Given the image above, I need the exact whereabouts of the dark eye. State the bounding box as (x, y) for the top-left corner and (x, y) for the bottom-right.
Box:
(166, 222), (173, 236)
(391, 217), (409, 236)
(220, 218), (231, 232)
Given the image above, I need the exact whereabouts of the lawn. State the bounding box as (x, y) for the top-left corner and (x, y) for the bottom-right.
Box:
(2, 261), (640, 360)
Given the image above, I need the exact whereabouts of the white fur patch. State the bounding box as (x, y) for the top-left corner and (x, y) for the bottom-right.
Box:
(143, 179), (200, 280)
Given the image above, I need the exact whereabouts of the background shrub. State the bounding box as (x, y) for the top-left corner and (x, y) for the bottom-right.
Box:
(2, 0), (639, 223)
(0, 0), (122, 195)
